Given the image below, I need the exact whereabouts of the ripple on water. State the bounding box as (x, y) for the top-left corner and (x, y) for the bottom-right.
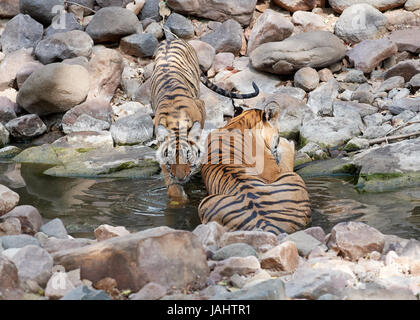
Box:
(0, 162), (419, 239)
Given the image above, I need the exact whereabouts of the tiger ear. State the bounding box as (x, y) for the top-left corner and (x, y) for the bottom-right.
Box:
(264, 102), (280, 123)
(156, 125), (169, 142)
(188, 121), (202, 143)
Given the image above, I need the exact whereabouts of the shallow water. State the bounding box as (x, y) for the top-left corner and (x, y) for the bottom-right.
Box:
(1, 162), (419, 239)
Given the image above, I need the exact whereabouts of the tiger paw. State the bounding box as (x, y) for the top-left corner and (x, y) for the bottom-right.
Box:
(167, 184), (189, 205)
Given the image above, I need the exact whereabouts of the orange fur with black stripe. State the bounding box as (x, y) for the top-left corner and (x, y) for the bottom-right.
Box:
(198, 105), (311, 234)
(151, 39), (259, 202)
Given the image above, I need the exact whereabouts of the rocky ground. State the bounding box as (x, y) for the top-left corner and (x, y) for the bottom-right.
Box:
(0, 0), (420, 300)
(0, 191), (419, 300)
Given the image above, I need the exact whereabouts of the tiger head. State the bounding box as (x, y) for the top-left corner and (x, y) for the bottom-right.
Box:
(155, 115), (204, 183)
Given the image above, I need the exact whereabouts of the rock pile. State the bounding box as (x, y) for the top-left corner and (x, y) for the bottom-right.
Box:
(1, 193), (419, 300)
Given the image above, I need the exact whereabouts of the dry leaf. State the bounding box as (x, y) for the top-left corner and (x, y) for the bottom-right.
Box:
(256, 1), (270, 12)
(126, 0), (146, 16)
(159, 1), (171, 20)
(240, 34), (247, 56)
(244, 27), (251, 41)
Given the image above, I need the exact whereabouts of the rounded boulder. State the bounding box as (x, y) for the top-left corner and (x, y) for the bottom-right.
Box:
(17, 63), (90, 116)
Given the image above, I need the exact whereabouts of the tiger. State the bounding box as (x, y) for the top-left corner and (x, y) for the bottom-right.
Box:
(198, 101), (311, 235)
(151, 39), (259, 202)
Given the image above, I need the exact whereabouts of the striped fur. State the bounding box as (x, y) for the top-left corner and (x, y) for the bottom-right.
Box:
(198, 108), (311, 234)
(151, 39), (259, 201)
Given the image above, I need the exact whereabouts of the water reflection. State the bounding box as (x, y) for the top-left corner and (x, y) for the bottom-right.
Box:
(0, 162), (419, 239)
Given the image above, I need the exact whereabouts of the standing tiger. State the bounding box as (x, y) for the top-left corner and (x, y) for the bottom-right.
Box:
(198, 102), (311, 234)
(151, 39), (259, 202)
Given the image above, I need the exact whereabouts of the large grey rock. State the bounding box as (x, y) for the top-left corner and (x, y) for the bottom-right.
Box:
(0, 48), (36, 91)
(226, 67), (283, 95)
(300, 116), (361, 148)
(327, 222), (385, 260)
(294, 67), (319, 92)
(62, 99), (111, 134)
(44, 13), (84, 38)
(0, 235), (40, 249)
(17, 63), (90, 116)
(120, 33), (158, 58)
(247, 9), (293, 54)
(53, 227), (209, 292)
(2, 205), (43, 235)
(35, 30), (93, 64)
(291, 10), (328, 32)
(0, 0), (19, 18)
(333, 100), (378, 118)
(19, 0), (65, 25)
(96, 0), (131, 7)
(0, 97), (16, 125)
(44, 271), (76, 299)
(188, 40), (215, 72)
(41, 237), (96, 254)
(260, 241), (299, 272)
(0, 185), (19, 216)
(164, 12), (194, 40)
(376, 76), (405, 92)
(388, 27), (420, 53)
(200, 19), (243, 54)
(0, 14), (43, 54)
(211, 278), (286, 300)
(40, 218), (68, 239)
(409, 73), (420, 90)
(307, 79), (339, 116)
(334, 4), (387, 44)
(16, 62), (44, 89)
(5, 115), (47, 140)
(383, 60), (420, 82)
(250, 31), (346, 75)
(405, 0), (420, 10)
(167, 0), (257, 26)
(212, 243), (258, 261)
(192, 222), (226, 251)
(329, 0), (407, 13)
(255, 93), (313, 139)
(51, 131), (114, 150)
(0, 255), (21, 300)
(353, 138), (420, 192)
(8, 245), (53, 286)
(110, 112), (153, 145)
(85, 7), (139, 43)
(86, 48), (124, 103)
(389, 98), (420, 114)
(210, 256), (260, 282)
(130, 282), (167, 300)
(283, 231), (322, 257)
(272, 0), (318, 12)
(346, 39), (398, 73)
(0, 124), (9, 148)
(220, 230), (279, 252)
(285, 267), (354, 299)
(61, 285), (111, 300)
(138, 0), (161, 21)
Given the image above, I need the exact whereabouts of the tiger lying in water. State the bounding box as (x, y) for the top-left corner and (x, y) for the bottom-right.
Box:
(198, 102), (311, 235)
(151, 39), (259, 202)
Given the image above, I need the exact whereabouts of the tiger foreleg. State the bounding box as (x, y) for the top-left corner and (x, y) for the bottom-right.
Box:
(161, 164), (189, 204)
(276, 138), (295, 173)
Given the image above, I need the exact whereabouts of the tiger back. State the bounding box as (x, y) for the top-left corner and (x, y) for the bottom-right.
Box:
(198, 105), (311, 234)
(151, 39), (206, 201)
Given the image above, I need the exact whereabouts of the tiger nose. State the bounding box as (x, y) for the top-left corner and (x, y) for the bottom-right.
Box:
(171, 164), (190, 181)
